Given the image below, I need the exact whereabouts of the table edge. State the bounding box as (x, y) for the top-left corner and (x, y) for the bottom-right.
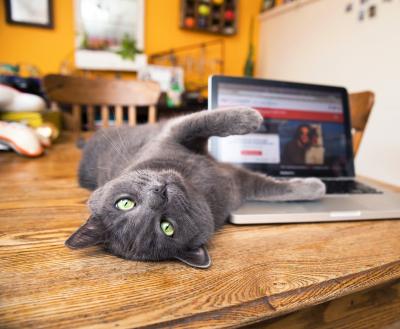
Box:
(140, 259), (400, 329)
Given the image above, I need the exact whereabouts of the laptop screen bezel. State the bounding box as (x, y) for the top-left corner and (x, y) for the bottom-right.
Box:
(208, 75), (355, 178)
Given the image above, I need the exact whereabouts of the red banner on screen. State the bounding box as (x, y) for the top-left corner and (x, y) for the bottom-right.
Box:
(255, 107), (344, 123)
(241, 150), (263, 156)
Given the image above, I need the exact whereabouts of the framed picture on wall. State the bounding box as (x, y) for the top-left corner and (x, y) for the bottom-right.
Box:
(74, 0), (146, 71)
(5, 0), (54, 29)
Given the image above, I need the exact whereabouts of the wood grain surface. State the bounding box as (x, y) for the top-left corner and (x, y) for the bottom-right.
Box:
(247, 280), (400, 329)
(1, 134), (400, 329)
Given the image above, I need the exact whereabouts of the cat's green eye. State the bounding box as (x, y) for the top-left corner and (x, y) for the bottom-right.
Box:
(160, 220), (174, 237)
(115, 198), (135, 211)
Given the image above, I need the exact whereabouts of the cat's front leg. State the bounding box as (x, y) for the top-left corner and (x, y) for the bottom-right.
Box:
(237, 169), (326, 202)
(163, 107), (263, 148)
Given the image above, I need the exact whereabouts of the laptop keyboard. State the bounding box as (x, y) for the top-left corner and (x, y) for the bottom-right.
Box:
(321, 179), (382, 194)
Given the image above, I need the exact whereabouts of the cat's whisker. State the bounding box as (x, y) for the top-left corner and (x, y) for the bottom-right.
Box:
(116, 128), (130, 159)
(100, 130), (131, 166)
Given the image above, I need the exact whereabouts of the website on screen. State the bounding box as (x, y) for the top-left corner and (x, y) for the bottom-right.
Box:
(212, 83), (348, 174)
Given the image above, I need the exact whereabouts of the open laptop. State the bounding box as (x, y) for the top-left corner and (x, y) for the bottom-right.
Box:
(208, 75), (400, 224)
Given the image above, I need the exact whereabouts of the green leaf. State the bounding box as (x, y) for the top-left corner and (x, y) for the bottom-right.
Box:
(115, 34), (141, 61)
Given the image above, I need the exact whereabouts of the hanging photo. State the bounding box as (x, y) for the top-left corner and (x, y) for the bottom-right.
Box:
(5, 0), (54, 28)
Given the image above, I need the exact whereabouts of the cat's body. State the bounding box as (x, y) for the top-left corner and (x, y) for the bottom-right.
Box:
(80, 123), (249, 229)
(67, 108), (325, 268)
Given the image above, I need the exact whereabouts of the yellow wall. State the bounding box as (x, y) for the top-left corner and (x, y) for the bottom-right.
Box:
(0, 0), (75, 75)
(0, 0), (261, 76)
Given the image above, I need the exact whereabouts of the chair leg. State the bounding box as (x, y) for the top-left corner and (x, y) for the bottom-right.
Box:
(101, 105), (109, 128)
(115, 105), (124, 126)
(128, 105), (137, 127)
(72, 105), (82, 132)
(87, 105), (95, 131)
(148, 105), (157, 124)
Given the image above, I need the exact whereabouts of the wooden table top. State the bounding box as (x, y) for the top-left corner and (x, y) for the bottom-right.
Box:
(1, 134), (400, 329)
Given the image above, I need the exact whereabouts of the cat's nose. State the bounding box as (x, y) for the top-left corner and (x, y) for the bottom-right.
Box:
(152, 184), (167, 199)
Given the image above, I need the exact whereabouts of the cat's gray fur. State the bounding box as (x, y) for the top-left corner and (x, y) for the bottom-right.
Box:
(66, 107), (325, 268)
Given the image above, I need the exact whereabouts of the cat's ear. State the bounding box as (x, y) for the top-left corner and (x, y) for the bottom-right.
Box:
(65, 215), (104, 249)
(175, 246), (211, 269)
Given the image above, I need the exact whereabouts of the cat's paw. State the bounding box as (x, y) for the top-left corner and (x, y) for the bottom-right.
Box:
(216, 107), (263, 136)
(231, 107), (264, 134)
(289, 177), (326, 200)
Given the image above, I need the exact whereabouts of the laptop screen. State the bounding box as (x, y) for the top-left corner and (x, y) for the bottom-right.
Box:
(209, 76), (355, 178)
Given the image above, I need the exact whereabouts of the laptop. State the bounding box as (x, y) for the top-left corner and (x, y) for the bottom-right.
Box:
(208, 75), (400, 224)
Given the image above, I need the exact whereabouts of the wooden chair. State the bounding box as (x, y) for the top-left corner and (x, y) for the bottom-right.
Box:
(43, 74), (161, 131)
(349, 91), (375, 156)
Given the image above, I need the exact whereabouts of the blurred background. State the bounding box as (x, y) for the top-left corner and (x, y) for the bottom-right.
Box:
(0, 0), (399, 185)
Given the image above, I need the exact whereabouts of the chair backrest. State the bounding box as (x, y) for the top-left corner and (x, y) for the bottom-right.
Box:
(43, 74), (161, 131)
(349, 91), (375, 156)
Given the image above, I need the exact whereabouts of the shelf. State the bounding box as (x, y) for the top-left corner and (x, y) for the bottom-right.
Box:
(259, 0), (320, 20)
(75, 50), (147, 72)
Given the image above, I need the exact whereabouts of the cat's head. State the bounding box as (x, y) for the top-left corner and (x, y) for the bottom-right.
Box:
(65, 169), (214, 268)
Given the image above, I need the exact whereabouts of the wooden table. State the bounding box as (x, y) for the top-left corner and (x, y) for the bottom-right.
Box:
(1, 134), (400, 329)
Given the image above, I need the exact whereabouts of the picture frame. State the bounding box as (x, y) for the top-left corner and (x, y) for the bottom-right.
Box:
(4, 0), (54, 29)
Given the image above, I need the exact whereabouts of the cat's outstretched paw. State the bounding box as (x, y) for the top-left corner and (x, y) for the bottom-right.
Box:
(217, 107), (263, 136)
(289, 177), (326, 200)
(231, 107), (264, 134)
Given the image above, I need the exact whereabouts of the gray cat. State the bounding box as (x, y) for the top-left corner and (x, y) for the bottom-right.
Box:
(66, 107), (325, 268)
